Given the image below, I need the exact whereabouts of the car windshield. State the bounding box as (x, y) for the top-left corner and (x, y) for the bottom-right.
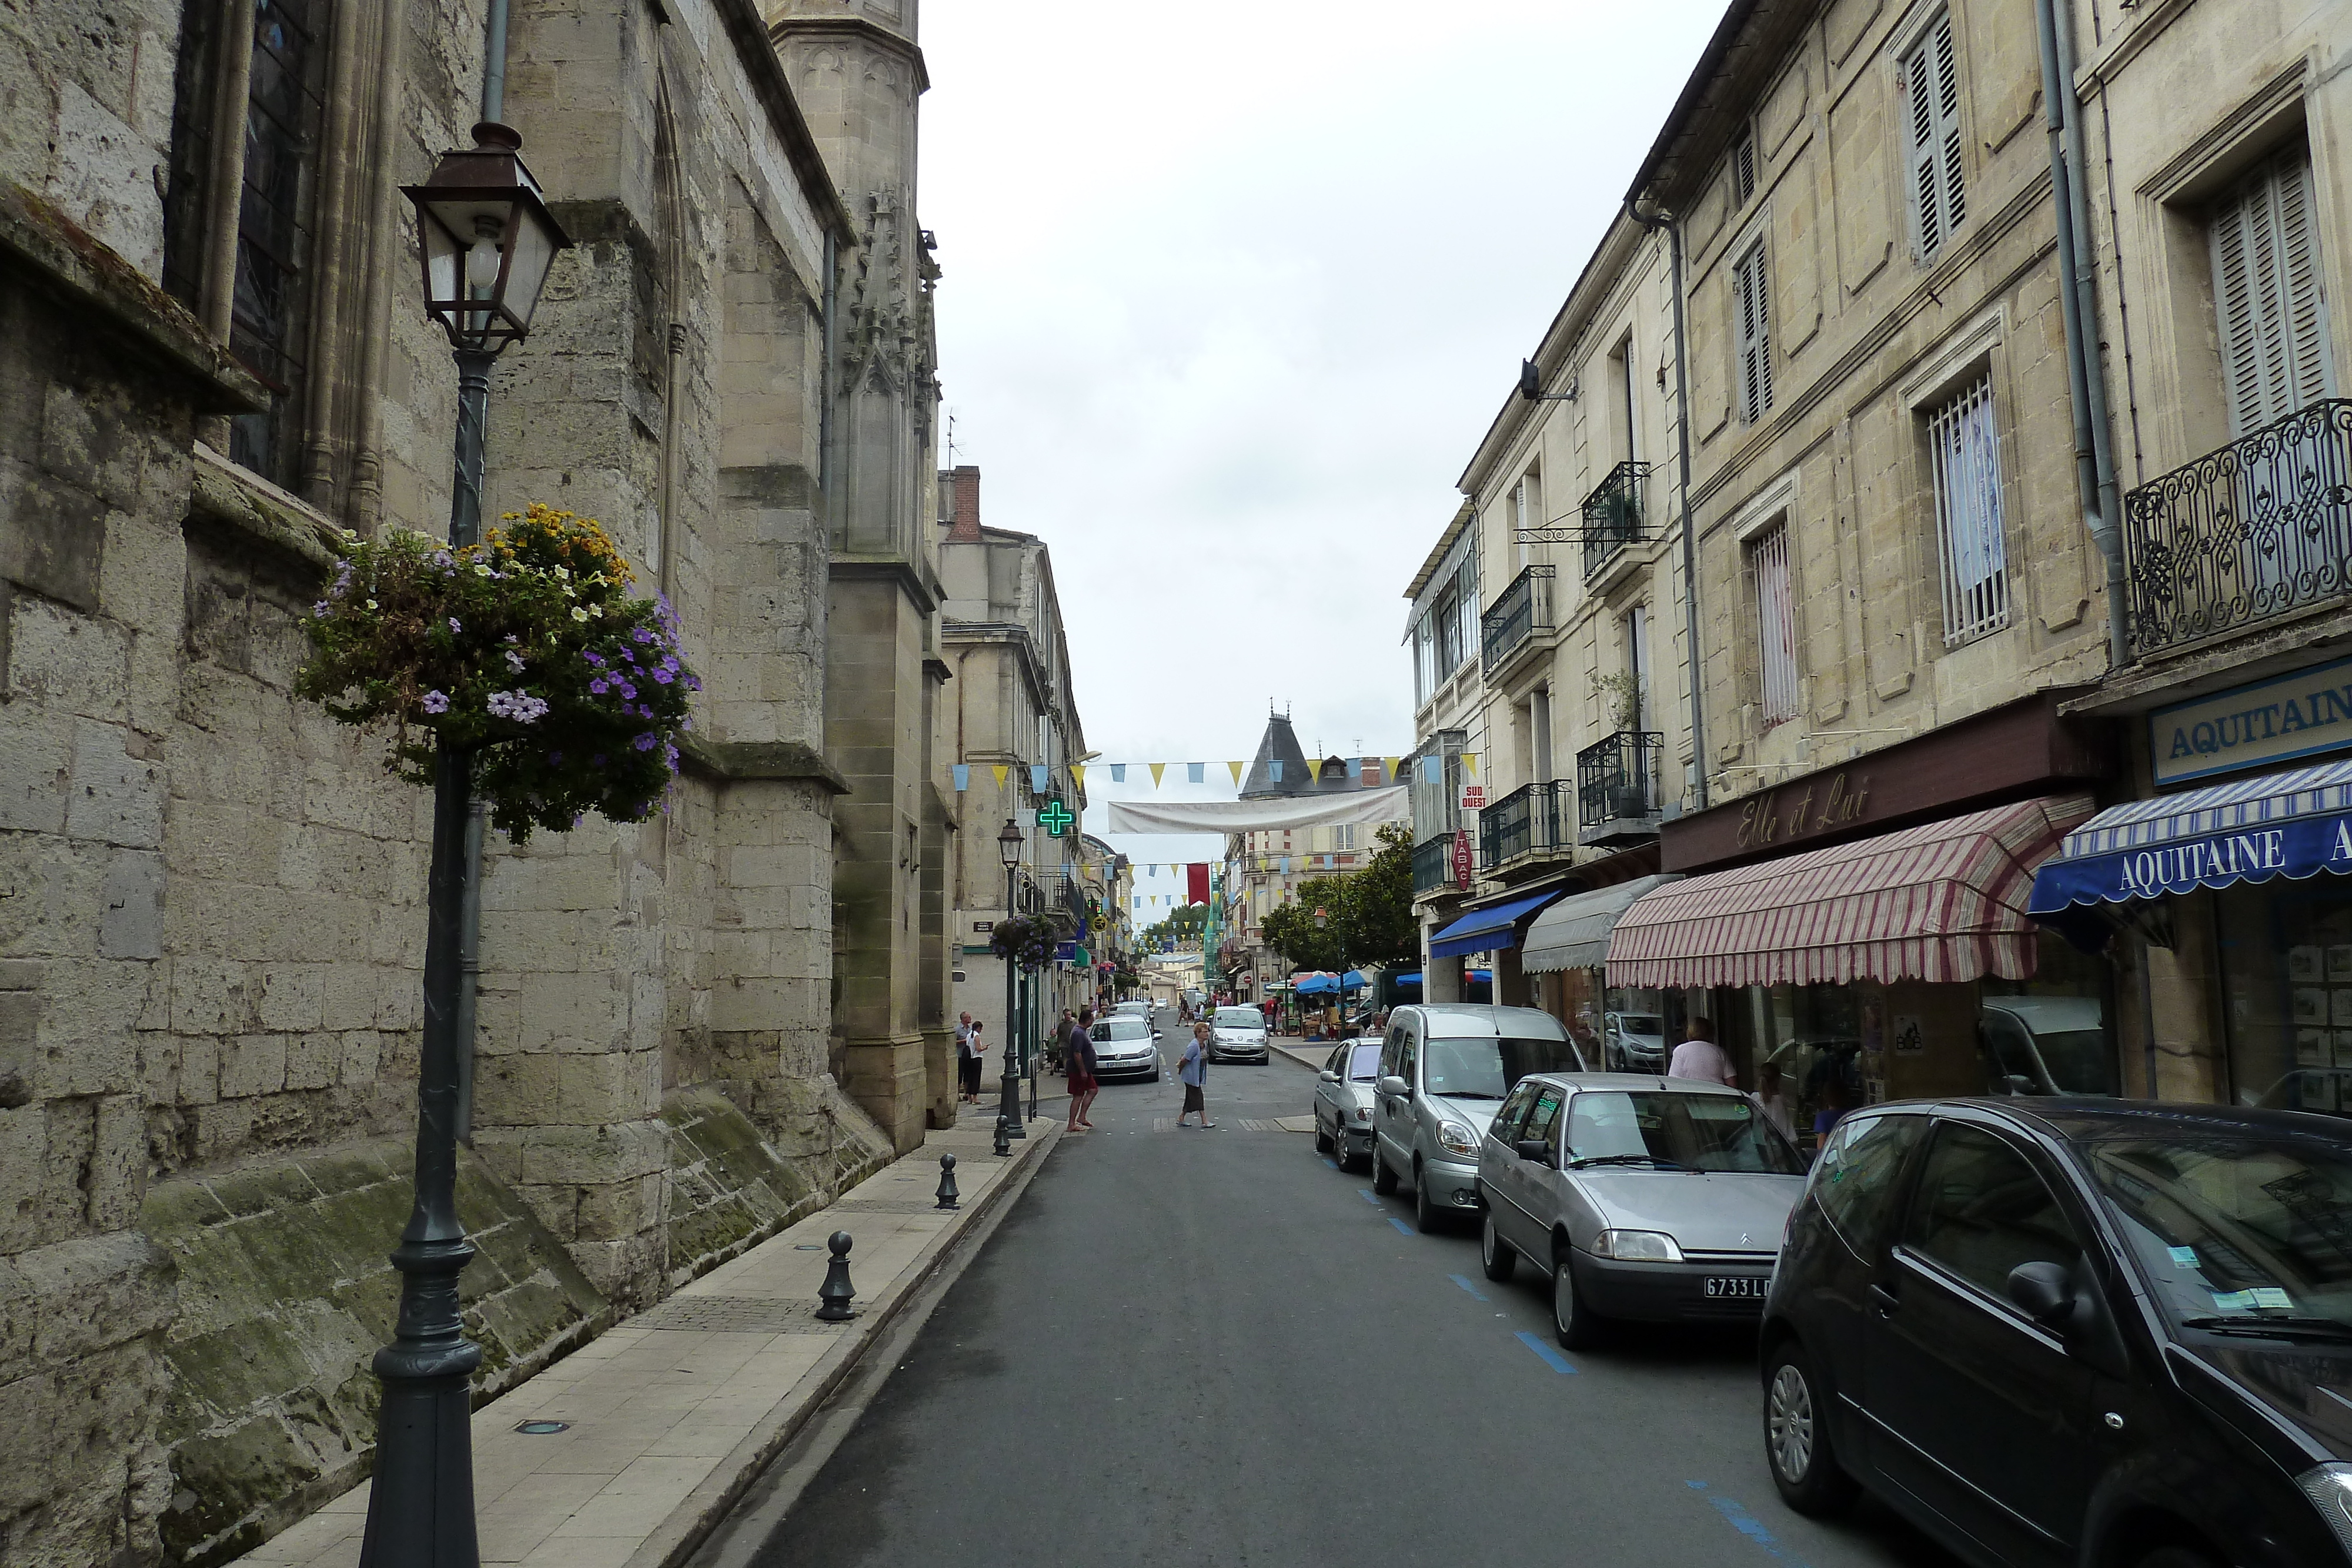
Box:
(1347, 1043), (1382, 1081)
(1561, 1090), (1807, 1174)
(1422, 1034), (1583, 1100)
(1093, 1019), (1150, 1041)
(1215, 1009), (1262, 1028)
(1616, 1015), (1663, 1037)
(2086, 1133), (2352, 1333)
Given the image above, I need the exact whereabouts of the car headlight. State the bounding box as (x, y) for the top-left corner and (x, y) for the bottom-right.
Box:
(1438, 1121), (1478, 1158)
(1353, 1106), (1373, 1122)
(2299, 1463), (2352, 1560)
(1595, 1229), (1685, 1263)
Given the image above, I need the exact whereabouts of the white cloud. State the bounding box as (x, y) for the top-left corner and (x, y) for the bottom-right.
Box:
(921, 0), (1723, 772)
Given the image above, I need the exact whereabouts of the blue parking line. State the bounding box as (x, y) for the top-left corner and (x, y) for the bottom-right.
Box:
(1388, 1216), (1414, 1235)
(1684, 1482), (1812, 1564)
(1321, 1157), (1338, 1169)
(1358, 1189), (1380, 1205)
(1515, 1331), (1578, 1374)
(1448, 1273), (1488, 1302)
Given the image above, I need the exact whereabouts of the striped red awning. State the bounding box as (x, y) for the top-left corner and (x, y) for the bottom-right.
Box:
(1605, 795), (2095, 989)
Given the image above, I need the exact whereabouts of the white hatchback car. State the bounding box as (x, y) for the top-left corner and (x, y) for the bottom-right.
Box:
(1208, 1005), (1269, 1064)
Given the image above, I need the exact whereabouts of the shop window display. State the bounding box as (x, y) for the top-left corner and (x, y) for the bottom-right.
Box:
(2218, 882), (2352, 1118)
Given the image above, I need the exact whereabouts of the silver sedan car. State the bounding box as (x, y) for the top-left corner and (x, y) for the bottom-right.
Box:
(1476, 1072), (1809, 1349)
(1311, 1039), (1383, 1170)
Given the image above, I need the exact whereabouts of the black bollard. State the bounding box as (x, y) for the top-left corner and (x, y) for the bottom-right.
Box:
(935, 1152), (960, 1211)
(994, 1115), (1011, 1157)
(815, 1231), (857, 1321)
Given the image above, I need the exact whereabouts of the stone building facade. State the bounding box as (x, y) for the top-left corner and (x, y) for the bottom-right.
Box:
(0, 0), (950, 1562)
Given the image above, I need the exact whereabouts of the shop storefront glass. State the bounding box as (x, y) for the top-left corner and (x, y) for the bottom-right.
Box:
(2217, 877), (2352, 1116)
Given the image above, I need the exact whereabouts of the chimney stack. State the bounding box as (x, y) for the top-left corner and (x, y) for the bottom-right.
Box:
(944, 464), (981, 543)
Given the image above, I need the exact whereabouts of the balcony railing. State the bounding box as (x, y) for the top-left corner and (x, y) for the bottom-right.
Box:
(1412, 833), (1467, 897)
(1480, 565), (1556, 674)
(1576, 730), (1665, 834)
(2124, 399), (2352, 658)
(1478, 780), (1575, 869)
(1581, 462), (1652, 579)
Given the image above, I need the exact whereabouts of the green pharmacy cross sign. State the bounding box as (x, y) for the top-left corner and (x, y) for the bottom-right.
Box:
(1036, 799), (1074, 837)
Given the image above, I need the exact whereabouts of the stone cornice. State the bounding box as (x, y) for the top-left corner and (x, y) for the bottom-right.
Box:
(0, 183), (266, 415)
(679, 737), (853, 793)
(830, 555), (938, 614)
(766, 15), (931, 93)
(186, 443), (343, 573)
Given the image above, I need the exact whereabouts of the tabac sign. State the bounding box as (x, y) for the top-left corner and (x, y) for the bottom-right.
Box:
(2151, 654), (2352, 787)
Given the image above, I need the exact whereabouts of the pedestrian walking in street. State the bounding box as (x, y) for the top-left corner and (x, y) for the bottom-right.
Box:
(1175, 1021), (1215, 1128)
(1666, 1017), (1736, 1086)
(957, 1012), (984, 1103)
(1754, 1059), (1794, 1139)
(1064, 1007), (1100, 1131)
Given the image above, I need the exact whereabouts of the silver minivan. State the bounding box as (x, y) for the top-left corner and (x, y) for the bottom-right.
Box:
(1371, 1005), (1585, 1232)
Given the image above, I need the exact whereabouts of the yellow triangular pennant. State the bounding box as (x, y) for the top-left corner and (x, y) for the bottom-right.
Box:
(1385, 756), (1402, 781)
(1070, 764), (1086, 790)
(1149, 763), (1166, 787)
(1464, 753), (1479, 778)
(991, 764), (1009, 787)
(1228, 761), (1244, 785)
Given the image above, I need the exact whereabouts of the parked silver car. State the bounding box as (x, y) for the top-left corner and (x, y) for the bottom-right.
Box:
(1602, 1011), (1666, 1072)
(1088, 1015), (1162, 1081)
(1371, 1005), (1586, 1232)
(1312, 1039), (1383, 1169)
(1476, 1072), (1809, 1348)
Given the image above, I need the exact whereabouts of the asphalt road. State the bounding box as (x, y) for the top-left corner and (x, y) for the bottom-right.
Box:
(710, 1009), (1962, 1568)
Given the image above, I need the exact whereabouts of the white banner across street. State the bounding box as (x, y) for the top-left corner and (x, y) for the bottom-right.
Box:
(1105, 787), (1409, 835)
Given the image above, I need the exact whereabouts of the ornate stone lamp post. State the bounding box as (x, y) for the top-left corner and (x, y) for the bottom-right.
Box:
(360, 123), (570, 1568)
(997, 818), (1028, 1142)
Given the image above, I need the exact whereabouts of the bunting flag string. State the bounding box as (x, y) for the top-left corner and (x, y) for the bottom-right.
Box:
(940, 752), (1468, 794)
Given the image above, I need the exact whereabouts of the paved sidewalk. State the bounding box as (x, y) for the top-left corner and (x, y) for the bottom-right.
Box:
(235, 1109), (1060, 1568)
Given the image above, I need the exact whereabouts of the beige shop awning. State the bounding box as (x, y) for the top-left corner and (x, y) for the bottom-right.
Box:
(1520, 875), (1682, 974)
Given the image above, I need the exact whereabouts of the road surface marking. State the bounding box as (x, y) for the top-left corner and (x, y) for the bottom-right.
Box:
(1684, 1482), (1812, 1564)
(1448, 1273), (1488, 1302)
(1515, 1331), (1578, 1374)
(1357, 1189), (1380, 1204)
(1388, 1216), (1414, 1235)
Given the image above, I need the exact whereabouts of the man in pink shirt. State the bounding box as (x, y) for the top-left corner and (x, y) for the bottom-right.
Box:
(1666, 1017), (1736, 1086)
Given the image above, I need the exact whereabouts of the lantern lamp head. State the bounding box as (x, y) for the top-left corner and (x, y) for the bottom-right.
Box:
(402, 123), (572, 352)
(997, 818), (1024, 869)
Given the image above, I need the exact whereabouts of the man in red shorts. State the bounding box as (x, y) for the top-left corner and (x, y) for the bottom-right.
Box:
(1064, 1007), (1100, 1131)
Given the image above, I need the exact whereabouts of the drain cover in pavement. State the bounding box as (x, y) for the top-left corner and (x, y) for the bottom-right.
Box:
(629, 1296), (851, 1334)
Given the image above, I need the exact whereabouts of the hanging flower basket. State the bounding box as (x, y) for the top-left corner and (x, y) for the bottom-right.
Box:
(988, 914), (1058, 972)
(295, 504), (699, 844)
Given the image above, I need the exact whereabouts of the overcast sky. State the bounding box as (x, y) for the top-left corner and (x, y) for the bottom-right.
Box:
(919, 1), (1724, 861)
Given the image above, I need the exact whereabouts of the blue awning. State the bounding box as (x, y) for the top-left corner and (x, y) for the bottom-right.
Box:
(1428, 889), (1565, 959)
(1394, 972), (1423, 987)
(2029, 758), (2352, 912)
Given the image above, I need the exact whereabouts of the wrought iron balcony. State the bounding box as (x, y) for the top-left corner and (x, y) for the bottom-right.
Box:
(1581, 462), (1652, 579)
(1478, 780), (1575, 870)
(2124, 399), (2352, 658)
(1481, 565), (1556, 674)
(1576, 730), (1664, 842)
(1412, 833), (1466, 897)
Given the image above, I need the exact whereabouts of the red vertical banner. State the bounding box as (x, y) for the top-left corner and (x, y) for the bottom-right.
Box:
(1187, 862), (1210, 905)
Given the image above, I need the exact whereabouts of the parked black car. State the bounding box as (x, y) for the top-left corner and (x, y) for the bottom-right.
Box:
(1759, 1098), (2352, 1568)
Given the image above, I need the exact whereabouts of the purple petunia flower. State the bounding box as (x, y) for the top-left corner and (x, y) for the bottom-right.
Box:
(313, 601), (329, 616)
(632, 733), (658, 752)
(589, 677), (609, 695)
(684, 676), (701, 692)
(422, 690), (450, 715)
(505, 649), (526, 672)
(583, 651), (604, 667)
(618, 681), (637, 700)
(592, 754), (607, 767)
(632, 627), (654, 644)
(652, 667), (674, 684)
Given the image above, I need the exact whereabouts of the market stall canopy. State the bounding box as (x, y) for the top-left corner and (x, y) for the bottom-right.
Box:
(1607, 795), (2093, 988)
(1428, 888), (1566, 959)
(1106, 788), (1408, 835)
(1521, 875), (1682, 974)
(2030, 759), (2352, 915)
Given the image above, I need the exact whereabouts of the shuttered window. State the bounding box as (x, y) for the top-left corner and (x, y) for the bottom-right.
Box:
(1927, 375), (2009, 644)
(1734, 241), (1773, 422)
(1902, 13), (1966, 260)
(1749, 523), (1799, 726)
(1732, 132), (1757, 207)
(2210, 145), (2333, 436)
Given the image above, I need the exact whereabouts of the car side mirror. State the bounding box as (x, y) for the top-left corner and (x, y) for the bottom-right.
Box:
(1319, 1071), (1340, 1083)
(1377, 1075), (1411, 1099)
(1515, 1139), (1552, 1165)
(2005, 1261), (2077, 1328)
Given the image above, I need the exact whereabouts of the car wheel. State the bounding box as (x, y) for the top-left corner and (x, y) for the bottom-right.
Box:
(1763, 1340), (1857, 1516)
(1480, 1212), (1515, 1283)
(1314, 1117), (1334, 1154)
(1552, 1252), (1602, 1351)
(1372, 1147), (1398, 1195)
(1414, 1165), (1443, 1233)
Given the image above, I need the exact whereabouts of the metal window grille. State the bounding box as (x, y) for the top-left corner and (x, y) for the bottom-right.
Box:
(1902, 13), (1966, 259)
(1732, 133), (1756, 207)
(2211, 144), (2333, 437)
(1749, 523), (1799, 726)
(1735, 242), (1773, 423)
(1928, 374), (2009, 644)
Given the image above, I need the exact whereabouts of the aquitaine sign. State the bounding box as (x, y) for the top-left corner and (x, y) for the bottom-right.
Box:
(2150, 654), (2352, 788)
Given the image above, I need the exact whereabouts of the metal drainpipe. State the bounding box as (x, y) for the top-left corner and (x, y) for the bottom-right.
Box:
(454, 0), (514, 1141)
(2035, 0), (2129, 669)
(1627, 196), (1708, 813)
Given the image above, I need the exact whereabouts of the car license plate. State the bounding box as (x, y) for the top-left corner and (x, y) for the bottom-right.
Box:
(1704, 1276), (1766, 1299)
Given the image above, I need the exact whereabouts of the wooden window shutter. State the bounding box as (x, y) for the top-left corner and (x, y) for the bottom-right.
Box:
(1735, 242), (1772, 422)
(1902, 14), (1966, 259)
(2211, 145), (2334, 434)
